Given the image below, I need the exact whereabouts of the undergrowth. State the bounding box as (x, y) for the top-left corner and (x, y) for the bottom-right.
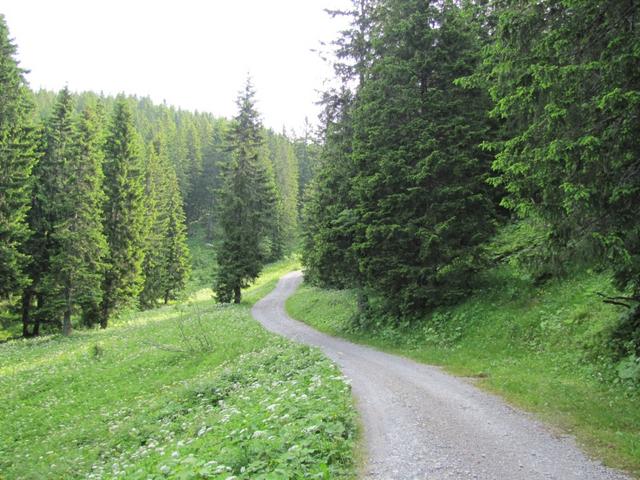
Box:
(286, 224), (640, 476)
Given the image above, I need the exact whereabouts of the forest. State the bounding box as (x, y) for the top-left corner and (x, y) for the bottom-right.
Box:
(302, 0), (640, 374)
(1, 0), (640, 478)
(0, 14), (319, 338)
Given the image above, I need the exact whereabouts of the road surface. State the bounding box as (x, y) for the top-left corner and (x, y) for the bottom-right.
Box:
(252, 271), (630, 480)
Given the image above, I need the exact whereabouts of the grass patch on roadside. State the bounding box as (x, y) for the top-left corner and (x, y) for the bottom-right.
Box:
(0, 259), (355, 480)
(286, 270), (640, 477)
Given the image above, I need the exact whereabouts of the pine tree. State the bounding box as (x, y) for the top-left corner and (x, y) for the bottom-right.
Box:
(301, 0), (377, 290)
(294, 118), (320, 210)
(0, 15), (38, 300)
(484, 0), (640, 297)
(139, 136), (169, 308)
(303, 1), (495, 319)
(214, 78), (276, 303)
(75, 102), (109, 328)
(301, 88), (360, 289)
(184, 120), (203, 221)
(42, 92), (108, 335)
(21, 88), (76, 335)
(261, 131), (296, 261)
(161, 163), (190, 304)
(100, 98), (146, 327)
(21, 89), (108, 335)
(350, 0), (495, 317)
(139, 135), (190, 307)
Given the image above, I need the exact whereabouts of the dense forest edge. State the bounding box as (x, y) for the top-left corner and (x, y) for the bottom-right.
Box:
(0, 10), (320, 339)
(292, 0), (640, 475)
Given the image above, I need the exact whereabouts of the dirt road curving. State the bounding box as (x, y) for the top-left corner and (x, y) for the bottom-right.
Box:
(252, 271), (630, 480)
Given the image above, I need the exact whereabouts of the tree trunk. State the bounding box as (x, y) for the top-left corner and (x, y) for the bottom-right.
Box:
(62, 287), (72, 336)
(33, 293), (44, 336)
(234, 285), (241, 304)
(21, 289), (32, 337)
(100, 299), (109, 329)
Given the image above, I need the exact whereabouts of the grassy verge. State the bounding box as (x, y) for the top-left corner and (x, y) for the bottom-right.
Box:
(286, 269), (640, 477)
(0, 258), (355, 480)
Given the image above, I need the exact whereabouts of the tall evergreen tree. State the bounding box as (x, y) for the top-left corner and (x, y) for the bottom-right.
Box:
(214, 78), (276, 303)
(301, 0), (377, 290)
(100, 98), (146, 327)
(74, 102), (109, 328)
(351, 0), (495, 316)
(303, 0), (495, 319)
(294, 118), (321, 210)
(139, 135), (190, 307)
(139, 136), (169, 308)
(41, 92), (108, 335)
(22, 89), (108, 335)
(262, 130), (298, 260)
(21, 88), (76, 335)
(484, 0), (640, 297)
(302, 88), (360, 289)
(0, 15), (38, 300)
(162, 162), (191, 304)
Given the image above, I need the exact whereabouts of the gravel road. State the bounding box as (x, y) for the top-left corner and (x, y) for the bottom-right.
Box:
(252, 271), (631, 480)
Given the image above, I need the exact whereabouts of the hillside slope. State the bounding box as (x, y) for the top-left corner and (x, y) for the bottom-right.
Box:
(0, 261), (357, 479)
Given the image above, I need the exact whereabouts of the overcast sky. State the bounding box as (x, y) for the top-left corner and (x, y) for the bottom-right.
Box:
(2, 0), (350, 133)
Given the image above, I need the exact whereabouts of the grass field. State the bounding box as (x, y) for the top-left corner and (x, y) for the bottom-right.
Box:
(286, 266), (640, 477)
(0, 259), (357, 480)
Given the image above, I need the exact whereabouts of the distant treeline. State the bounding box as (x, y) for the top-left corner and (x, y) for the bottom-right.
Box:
(0, 14), (318, 337)
(303, 0), (639, 323)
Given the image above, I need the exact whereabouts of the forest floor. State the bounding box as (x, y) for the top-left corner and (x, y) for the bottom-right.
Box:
(0, 259), (357, 479)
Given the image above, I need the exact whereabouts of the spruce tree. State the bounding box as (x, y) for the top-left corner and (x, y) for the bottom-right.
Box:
(301, 0), (377, 290)
(350, 0), (495, 316)
(303, 0), (495, 319)
(41, 91), (108, 335)
(139, 135), (190, 307)
(301, 88), (360, 289)
(162, 163), (190, 304)
(100, 98), (146, 327)
(0, 15), (38, 300)
(484, 0), (640, 297)
(21, 88), (76, 335)
(214, 78), (276, 303)
(139, 137), (169, 308)
(74, 102), (109, 328)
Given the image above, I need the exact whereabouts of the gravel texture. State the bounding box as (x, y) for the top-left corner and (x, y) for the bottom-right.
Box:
(252, 271), (631, 480)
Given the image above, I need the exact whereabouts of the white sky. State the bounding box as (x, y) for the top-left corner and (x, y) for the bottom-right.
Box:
(1, 0), (350, 133)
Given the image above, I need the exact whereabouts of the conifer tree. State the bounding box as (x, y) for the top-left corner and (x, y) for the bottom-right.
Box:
(21, 88), (76, 335)
(301, 0), (377, 290)
(41, 92), (108, 334)
(301, 88), (360, 289)
(21, 89), (108, 335)
(139, 135), (190, 307)
(74, 102), (109, 328)
(303, 0), (495, 319)
(100, 98), (146, 327)
(484, 0), (640, 297)
(0, 15), (38, 300)
(214, 78), (276, 303)
(161, 163), (191, 304)
(294, 118), (320, 209)
(139, 137), (169, 308)
(349, 0), (495, 316)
